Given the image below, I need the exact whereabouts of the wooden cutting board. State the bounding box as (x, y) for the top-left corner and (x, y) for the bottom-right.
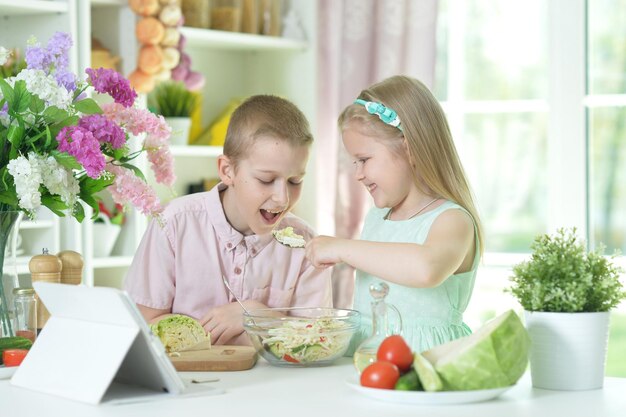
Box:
(169, 345), (258, 371)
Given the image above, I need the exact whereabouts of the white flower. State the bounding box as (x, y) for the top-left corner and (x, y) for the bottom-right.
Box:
(13, 69), (73, 110)
(40, 155), (80, 209)
(0, 46), (9, 65)
(7, 153), (43, 212)
(7, 153), (81, 214)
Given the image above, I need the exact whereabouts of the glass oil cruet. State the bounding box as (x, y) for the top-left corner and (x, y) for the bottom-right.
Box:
(353, 282), (403, 372)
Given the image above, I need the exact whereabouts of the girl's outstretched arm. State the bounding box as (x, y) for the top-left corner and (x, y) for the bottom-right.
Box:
(305, 209), (475, 288)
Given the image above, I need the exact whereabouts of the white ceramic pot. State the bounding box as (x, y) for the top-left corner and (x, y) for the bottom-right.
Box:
(164, 117), (191, 146)
(92, 214), (121, 258)
(524, 311), (610, 390)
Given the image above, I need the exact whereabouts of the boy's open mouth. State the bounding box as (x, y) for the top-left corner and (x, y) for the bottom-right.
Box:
(260, 208), (283, 224)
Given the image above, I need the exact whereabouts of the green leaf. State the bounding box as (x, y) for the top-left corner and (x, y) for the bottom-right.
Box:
(11, 80), (31, 113)
(41, 194), (68, 217)
(72, 202), (85, 223)
(49, 115), (80, 140)
(0, 188), (18, 206)
(112, 147), (128, 161)
(79, 175), (114, 194)
(23, 127), (48, 147)
(74, 98), (102, 115)
(57, 115), (79, 128)
(0, 78), (14, 107)
(7, 123), (25, 157)
(50, 150), (82, 170)
(79, 193), (100, 220)
(29, 95), (45, 114)
(120, 163), (146, 182)
(43, 106), (70, 124)
(44, 126), (53, 148)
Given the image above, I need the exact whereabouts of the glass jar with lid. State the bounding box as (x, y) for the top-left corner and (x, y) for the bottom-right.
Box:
(12, 287), (37, 342)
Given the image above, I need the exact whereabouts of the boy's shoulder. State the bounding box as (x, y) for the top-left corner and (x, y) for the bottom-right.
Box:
(162, 191), (215, 220)
(277, 213), (317, 240)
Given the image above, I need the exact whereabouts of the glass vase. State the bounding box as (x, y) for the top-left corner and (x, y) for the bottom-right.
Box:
(0, 210), (23, 337)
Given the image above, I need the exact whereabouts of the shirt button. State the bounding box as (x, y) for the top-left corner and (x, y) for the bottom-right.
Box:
(251, 249), (257, 255)
(227, 243), (232, 249)
(234, 267), (242, 274)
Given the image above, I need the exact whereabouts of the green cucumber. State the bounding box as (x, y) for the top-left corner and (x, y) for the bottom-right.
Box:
(413, 352), (444, 392)
(395, 369), (423, 391)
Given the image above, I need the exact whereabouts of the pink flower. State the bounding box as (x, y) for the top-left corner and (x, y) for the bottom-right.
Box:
(107, 164), (163, 217)
(147, 147), (175, 186)
(101, 102), (175, 187)
(56, 126), (106, 178)
(86, 67), (137, 108)
(78, 114), (126, 149)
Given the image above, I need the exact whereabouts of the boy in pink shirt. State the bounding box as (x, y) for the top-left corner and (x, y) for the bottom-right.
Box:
(124, 95), (333, 345)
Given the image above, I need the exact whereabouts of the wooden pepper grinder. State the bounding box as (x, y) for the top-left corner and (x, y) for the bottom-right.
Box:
(57, 250), (84, 286)
(29, 248), (62, 331)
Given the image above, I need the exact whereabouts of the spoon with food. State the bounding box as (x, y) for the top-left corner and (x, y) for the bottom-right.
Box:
(272, 226), (306, 248)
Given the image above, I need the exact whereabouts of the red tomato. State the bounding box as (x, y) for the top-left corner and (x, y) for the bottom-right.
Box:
(2, 349), (28, 367)
(360, 361), (400, 390)
(283, 354), (299, 363)
(376, 335), (413, 372)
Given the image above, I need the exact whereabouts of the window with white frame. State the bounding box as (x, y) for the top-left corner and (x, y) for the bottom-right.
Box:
(435, 0), (625, 375)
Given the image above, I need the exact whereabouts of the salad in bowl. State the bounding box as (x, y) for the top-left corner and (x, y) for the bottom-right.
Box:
(243, 307), (360, 367)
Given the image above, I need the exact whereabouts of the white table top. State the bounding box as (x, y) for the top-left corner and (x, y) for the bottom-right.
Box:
(1, 357), (625, 417)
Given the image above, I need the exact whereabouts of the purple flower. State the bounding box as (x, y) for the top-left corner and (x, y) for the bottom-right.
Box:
(78, 114), (126, 149)
(25, 31), (76, 91)
(85, 68), (137, 108)
(56, 126), (106, 179)
(25, 46), (50, 72)
(54, 69), (76, 91)
(46, 32), (73, 57)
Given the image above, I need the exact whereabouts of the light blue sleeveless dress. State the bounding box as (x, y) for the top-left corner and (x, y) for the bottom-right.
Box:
(348, 201), (480, 355)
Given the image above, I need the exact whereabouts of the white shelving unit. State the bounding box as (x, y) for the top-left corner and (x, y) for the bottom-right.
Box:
(1, 0), (73, 284)
(0, 0), (68, 15)
(169, 145), (223, 157)
(180, 26), (307, 51)
(2, 0), (317, 290)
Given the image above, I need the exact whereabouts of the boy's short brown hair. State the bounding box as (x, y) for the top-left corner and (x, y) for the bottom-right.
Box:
(223, 95), (313, 165)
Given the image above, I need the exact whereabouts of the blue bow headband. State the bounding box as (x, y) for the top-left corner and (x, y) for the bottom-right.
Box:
(354, 99), (403, 131)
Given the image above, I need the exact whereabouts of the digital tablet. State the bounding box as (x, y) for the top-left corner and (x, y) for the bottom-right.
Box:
(11, 282), (217, 404)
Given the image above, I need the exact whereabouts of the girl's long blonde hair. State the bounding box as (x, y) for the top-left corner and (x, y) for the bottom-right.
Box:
(339, 75), (484, 256)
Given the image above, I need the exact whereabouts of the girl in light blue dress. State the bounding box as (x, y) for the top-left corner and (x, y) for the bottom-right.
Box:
(305, 75), (484, 354)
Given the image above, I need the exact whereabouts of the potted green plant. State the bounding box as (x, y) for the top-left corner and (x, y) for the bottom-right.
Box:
(149, 81), (199, 145)
(507, 227), (625, 390)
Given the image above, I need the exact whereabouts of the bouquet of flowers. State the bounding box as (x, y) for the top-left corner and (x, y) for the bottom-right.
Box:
(0, 32), (176, 221)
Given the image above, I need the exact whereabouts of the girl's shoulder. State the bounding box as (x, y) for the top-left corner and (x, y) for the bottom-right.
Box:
(364, 201), (467, 223)
(428, 201), (474, 223)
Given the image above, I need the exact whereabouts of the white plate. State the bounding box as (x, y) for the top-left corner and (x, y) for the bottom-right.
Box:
(0, 365), (18, 380)
(346, 377), (513, 405)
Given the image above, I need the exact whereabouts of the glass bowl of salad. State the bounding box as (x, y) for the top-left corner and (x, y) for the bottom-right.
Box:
(243, 307), (360, 367)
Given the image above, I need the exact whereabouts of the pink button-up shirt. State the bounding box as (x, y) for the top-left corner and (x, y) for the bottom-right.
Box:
(124, 183), (333, 320)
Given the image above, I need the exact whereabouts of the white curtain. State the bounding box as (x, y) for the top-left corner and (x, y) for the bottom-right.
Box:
(316, 0), (439, 308)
